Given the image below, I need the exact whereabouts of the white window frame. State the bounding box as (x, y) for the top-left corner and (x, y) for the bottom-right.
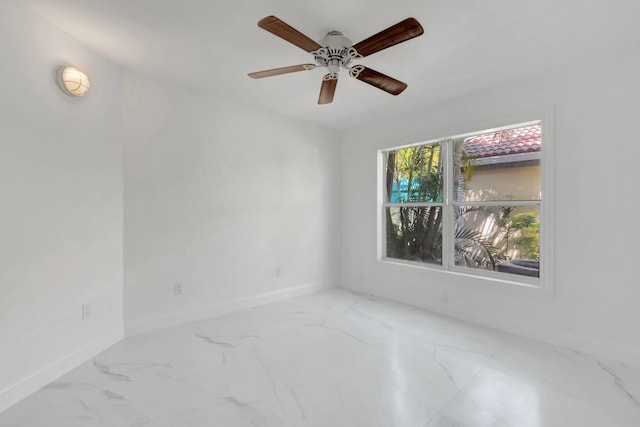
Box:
(377, 116), (554, 297)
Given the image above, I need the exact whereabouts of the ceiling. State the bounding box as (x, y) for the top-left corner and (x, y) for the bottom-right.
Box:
(27, 0), (640, 130)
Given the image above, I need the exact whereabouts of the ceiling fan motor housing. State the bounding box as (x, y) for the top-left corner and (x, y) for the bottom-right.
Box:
(313, 31), (358, 74)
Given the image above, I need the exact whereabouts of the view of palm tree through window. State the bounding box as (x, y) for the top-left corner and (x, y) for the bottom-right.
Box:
(384, 123), (542, 278)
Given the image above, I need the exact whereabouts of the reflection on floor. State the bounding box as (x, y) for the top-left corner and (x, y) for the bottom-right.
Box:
(1, 289), (639, 426)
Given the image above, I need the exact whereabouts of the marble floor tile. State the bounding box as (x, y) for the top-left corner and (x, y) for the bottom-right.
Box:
(1, 289), (639, 426)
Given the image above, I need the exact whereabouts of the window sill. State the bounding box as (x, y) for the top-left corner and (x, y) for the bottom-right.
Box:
(379, 257), (552, 299)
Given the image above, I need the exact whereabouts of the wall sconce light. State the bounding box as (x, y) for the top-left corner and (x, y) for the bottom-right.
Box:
(56, 66), (90, 97)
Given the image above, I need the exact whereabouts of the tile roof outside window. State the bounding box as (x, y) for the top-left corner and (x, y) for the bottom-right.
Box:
(462, 124), (541, 159)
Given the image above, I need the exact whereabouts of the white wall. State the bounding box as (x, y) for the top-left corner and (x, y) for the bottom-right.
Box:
(341, 50), (640, 365)
(122, 73), (341, 334)
(0, 2), (124, 412)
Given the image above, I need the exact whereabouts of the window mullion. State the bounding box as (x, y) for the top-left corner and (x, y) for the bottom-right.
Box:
(452, 200), (541, 207)
(442, 139), (454, 270)
(384, 202), (443, 208)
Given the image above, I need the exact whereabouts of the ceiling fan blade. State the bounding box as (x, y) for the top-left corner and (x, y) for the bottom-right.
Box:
(318, 75), (338, 105)
(248, 64), (316, 79)
(350, 66), (407, 95)
(351, 17), (424, 57)
(258, 16), (323, 53)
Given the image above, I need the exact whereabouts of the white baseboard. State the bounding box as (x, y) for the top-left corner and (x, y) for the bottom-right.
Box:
(0, 327), (124, 414)
(126, 281), (336, 337)
(341, 280), (640, 367)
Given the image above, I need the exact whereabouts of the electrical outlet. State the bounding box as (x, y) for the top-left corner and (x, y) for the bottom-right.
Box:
(81, 303), (91, 320)
(275, 267), (281, 278)
(173, 283), (183, 295)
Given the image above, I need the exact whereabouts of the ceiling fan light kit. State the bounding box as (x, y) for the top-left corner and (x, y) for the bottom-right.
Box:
(248, 16), (424, 105)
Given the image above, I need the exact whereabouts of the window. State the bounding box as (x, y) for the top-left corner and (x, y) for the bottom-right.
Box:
(381, 121), (545, 286)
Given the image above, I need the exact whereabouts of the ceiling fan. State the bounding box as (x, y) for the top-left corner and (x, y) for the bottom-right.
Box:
(248, 16), (424, 105)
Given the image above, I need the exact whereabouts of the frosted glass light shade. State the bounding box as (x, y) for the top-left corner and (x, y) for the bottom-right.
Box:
(56, 66), (90, 97)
